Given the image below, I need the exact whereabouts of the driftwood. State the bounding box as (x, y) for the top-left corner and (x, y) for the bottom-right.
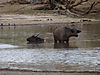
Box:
(33, 0), (100, 15)
(9, 0), (100, 15)
(50, 0), (99, 15)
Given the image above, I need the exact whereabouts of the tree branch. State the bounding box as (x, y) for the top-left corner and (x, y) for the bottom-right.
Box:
(66, 1), (99, 16)
(84, 2), (97, 15)
(71, 0), (88, 8)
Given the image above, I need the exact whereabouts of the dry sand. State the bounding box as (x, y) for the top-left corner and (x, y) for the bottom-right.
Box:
(0, 14), (99, 25)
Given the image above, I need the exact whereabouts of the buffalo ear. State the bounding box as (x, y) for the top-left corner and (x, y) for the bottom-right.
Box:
(77, 30), (81, 33)
(71, 29), (74, 33)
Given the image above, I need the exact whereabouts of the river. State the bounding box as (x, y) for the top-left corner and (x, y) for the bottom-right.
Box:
(0, 22), (100, 72)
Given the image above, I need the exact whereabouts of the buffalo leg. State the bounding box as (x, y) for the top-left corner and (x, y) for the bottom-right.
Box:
(54, 39), (57, 43)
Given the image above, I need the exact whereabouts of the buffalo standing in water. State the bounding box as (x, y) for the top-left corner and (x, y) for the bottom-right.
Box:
(27, 35), (44, 44)
(53, 27), (81, 43)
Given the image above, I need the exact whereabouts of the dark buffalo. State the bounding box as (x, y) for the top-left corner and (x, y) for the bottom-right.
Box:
(27, 35), (44, 44)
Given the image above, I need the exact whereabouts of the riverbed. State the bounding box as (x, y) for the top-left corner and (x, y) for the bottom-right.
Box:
(0, 22), (100, 72)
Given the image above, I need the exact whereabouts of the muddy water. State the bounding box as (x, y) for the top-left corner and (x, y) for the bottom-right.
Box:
(0, 22), (100, 72)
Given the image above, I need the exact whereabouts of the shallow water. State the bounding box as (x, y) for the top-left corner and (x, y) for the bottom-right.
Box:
(0, 22), (100, 72)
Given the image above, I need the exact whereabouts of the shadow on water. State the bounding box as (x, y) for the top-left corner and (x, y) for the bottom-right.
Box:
(54, 43), (69, 49)
(26, 43), (71, 49)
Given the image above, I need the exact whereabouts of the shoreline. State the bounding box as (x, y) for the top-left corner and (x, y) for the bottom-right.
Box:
(0, 14), (99, 26)
(0, 21), (99, 26)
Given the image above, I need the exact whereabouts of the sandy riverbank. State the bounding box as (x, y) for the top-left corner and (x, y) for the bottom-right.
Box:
(0, 14), (99, 25)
